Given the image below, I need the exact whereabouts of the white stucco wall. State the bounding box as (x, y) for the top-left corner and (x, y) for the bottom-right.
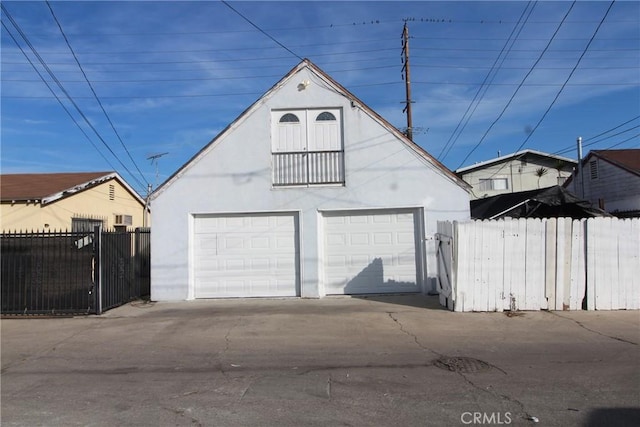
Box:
(151, 66), (470, 301)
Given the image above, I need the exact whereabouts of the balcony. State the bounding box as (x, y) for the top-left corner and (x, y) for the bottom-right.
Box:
(272, 150), (345, 186)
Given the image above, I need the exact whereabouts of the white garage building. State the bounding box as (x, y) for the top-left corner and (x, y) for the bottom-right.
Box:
(150, 59), (470, 300)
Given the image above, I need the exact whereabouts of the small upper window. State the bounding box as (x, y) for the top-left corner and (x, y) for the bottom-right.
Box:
(316, 112), (336, 121)
(279, 113), (299, 123)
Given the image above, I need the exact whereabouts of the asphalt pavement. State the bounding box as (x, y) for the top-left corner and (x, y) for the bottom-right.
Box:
(2, 295), (639, 426)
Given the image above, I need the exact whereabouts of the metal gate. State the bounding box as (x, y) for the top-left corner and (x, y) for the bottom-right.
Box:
(1, 228), (151, 316)
(0, 230), (95, 315)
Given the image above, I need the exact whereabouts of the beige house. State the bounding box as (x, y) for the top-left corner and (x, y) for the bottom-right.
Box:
(1, 172), (148, 232)
(455, 150), (577, 200)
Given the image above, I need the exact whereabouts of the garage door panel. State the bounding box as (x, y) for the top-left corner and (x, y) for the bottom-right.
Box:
(324, 210), (420, 295)
(194, 213), (299, 298)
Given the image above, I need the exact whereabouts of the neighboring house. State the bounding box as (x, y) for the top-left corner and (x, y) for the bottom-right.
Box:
(564, 149), (640, 217)
(1, 172), (148, 231)
(150, 59), (471, 301)
(470, 186), (609, 220)
(455, 150), (577, 200)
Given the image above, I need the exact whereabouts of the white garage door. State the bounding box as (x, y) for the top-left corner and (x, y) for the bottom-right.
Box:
(193, 213), (299, 298)
(323, 209), (421, 295)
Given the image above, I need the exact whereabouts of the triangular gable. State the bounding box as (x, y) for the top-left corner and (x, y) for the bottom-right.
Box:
(591, 149), (640, 177)
(0, 172), (145, 206)
(152, 59), (470, 198)
(456, 149), (577, 174)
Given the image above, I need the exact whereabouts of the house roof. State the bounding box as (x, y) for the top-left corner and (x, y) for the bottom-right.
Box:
(455, 149), (577, 174)
(470, 185), (610, 219)
(0, 172), (145, 205)
(590, 149), (640, 177)
(153, 58), (471, 197)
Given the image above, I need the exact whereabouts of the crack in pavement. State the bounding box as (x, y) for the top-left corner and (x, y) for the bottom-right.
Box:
(387, 312), (442, 357)
(216, 320), (242, 381)
(455, 371), (532, 422)
(1, 321), (101, 374)
(548, 312), (638, 346)
(386, 313), (527, 419)
(162, 405), (203, 426)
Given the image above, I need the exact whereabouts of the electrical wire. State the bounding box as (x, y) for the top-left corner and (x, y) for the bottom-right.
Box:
(46, 1), (150, 189)
(220, 0), (303, 61)
(478, 1), (619, 181)
(438, 1), (537, 162)
(502, 1), (618, 159)
(456, 1), (578, 170)
(0, 20), (119, 174)
(1, 4), (147, 192)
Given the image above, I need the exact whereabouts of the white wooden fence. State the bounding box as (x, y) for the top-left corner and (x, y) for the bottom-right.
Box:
(436, 218), (639, 312)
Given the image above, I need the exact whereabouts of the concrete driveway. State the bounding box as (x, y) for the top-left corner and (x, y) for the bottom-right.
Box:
(2, 295), (639, 426)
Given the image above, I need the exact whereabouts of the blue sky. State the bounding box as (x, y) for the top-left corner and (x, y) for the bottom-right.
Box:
(2, 0), (639, 196)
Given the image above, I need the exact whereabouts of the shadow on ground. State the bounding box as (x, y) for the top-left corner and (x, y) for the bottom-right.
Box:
(351, 294), (446, 310)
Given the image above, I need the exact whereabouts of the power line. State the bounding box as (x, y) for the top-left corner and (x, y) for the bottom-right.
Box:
(456, 1), (578, 169)
(45, 1), (149, 189)
(602, 133), (640, 150)
(2, 47), (399, 66)
(438, 1), (537, 162)
(552, 117), (640, 155)
(1, 37), (394, 56)
(480, 1), (619, 181)
(504, 1), (617, 158)
(0, 20), (119, 174)
(220, 0), (303, 61)
(0, 3), (147, 192)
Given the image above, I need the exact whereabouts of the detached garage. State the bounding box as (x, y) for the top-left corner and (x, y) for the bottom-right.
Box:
(150, 60), (470, 301)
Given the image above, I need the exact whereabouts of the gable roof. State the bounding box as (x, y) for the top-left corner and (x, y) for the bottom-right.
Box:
(455, 149), (577, 174)
(0, 172), (145, 205)
(590, 149), (640, 177)
(153, 58), (471, 197)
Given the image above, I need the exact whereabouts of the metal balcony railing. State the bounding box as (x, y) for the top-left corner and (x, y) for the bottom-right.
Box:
(272, 150), (345, 186)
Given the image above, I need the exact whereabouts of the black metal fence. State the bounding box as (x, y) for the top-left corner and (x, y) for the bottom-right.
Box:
(1, 228), (150, 316)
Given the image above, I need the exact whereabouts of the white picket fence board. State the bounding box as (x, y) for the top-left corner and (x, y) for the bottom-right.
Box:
(569, 219), (586, 310)
(436, 217), (639, 312)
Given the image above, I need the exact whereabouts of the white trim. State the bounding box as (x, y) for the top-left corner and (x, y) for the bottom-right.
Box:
(152, 59), (471, 199)
(455, 150), (577, 174)
(40, 172), (145, 206)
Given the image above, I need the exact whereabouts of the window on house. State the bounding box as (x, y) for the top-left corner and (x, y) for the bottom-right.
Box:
(590, 160), (598, 179)
(114, 214), (133, 226)
(72, 217), (104, 232)
(479, 177), (509, 191)
(279, 113), (299, 123)
(271, 109), (344, 186)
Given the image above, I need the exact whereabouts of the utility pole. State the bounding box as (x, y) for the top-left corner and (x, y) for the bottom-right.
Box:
(576, 137), (584, 199)
(401, 22), (414, 141)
